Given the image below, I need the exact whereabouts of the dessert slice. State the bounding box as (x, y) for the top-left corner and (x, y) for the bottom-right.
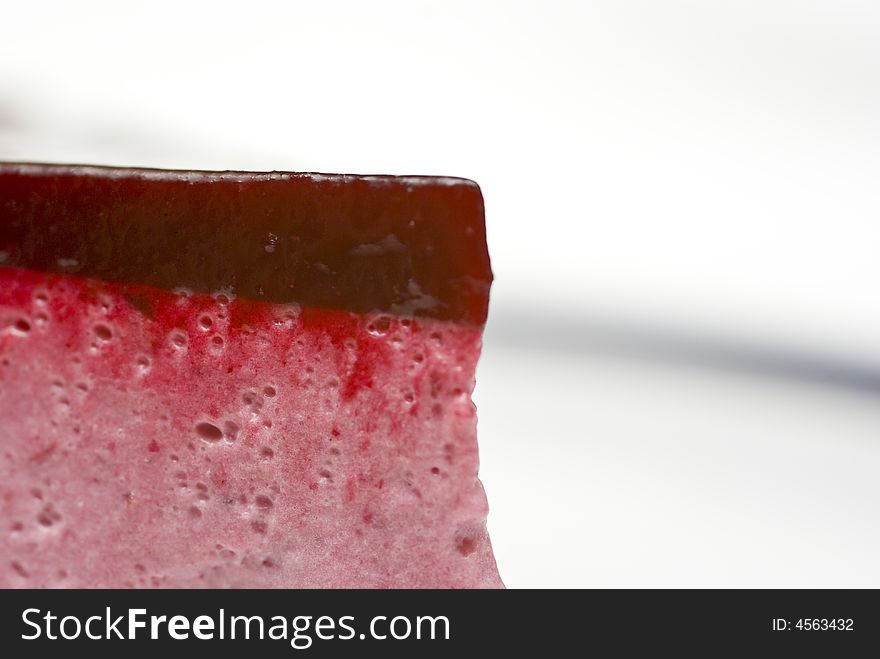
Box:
(0, 163), (501, 588)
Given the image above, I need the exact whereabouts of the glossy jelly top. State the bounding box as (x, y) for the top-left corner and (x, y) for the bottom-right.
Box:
(0, 163), (492, 325)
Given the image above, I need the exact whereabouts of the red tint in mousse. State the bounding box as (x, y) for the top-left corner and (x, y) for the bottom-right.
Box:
(0, 164), (501, 588)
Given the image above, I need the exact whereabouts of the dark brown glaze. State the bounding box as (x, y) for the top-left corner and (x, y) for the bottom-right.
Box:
(0, 163), (491, 325)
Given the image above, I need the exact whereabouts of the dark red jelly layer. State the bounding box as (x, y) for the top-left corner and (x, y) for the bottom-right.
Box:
(0, 164), (492, 325)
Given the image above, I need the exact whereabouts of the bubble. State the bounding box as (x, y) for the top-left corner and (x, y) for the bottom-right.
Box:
(455, 535), (477, 557)
(33, 290), (49, 305)
(37, 504), (61, 527)
(223, 421), (240, 441)
(264, 232), (278, 253)
(259, 447), (274, 459)
(210, 335), (225, 349)
(135, 355), (151, 373)
(12, 318), (31, 335)
(366, 315), (392, 336)
(272, 304), (300, 329)
(254, 495), (273, 510)
(242, 390), (263, 414)
(198, 315), (213, 330)
(263, 385), (276, 398)
(195, 422), (224, 442)
(93, 324), (113, 341)
(431, 467), (440, 475)
(170, 330), (188, 349)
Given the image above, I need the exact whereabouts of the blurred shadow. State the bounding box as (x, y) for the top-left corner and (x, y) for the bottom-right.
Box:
(487, 309), (880, 394)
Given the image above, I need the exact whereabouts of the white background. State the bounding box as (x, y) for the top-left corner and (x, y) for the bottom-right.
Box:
(2, 0), (879, 587)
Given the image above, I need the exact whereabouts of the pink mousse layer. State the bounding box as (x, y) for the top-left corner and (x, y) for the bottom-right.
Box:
(0, 267), (502, 588)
